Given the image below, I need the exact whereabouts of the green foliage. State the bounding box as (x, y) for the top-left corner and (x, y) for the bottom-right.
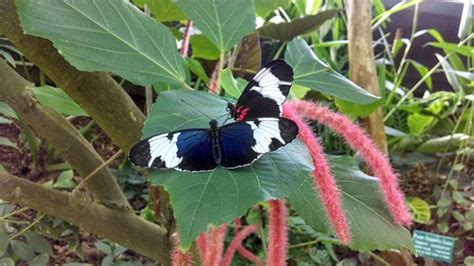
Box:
(285, 39), (379, 104)
(258, 10), (338, 41)
(33, 86), (88, 116)
(407, 197), (431, 224)
(220, 68), (247, 99)
(52, 170), (77, 189)
(16, 0), (187, 86)
(288, 156), (414, 252)
(176, 0), (256, 52)
(133, 0), (185, 22)
(254, 0), (291, 18)
(189, 35), (220, 60)
(146, 90), (313, 248)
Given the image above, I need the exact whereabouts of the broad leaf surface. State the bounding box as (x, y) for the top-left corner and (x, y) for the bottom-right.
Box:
(190, 35), (220, 60)
(285, 39), (379, 104)
(288, 156), (414, 252)
(258, 10), (338, 41)
(133, 0), (185, 22)
(255, 0), (291, 17)
(34, 86), (88, 116)
(176, 0), (256, 52)
(146, 90), (313, 248)
(16, 0), (187, 86)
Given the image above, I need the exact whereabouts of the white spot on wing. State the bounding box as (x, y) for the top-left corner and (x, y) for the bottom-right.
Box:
(247, 118), (285, 153)
(250, 68), (289, 107)
(148, 133), (182, 168)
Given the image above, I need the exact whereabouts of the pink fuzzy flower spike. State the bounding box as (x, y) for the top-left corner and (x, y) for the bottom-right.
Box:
(197, 224), (228, 266)
(222, 224), (261, 266)
(283, 104), (351, 244)
(267, 199), (288, 266)
(288, 100), (412, 226)
(171, 233), (193, 266)
(229, 219), (264, 265)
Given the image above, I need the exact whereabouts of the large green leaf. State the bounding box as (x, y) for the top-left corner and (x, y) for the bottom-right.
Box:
(190, 35), (220, 60)
(145, 90), (313, 248)
(285, 39), (379, 104)
(255, 0), (291, 18)
(33, 86), (88, 116)
(258, 10), (338, 41)
(16, 0), (187, 86)
(288, 156), (414, 252)
(175, 0), (256, 52)
(133, 0), (186, 22)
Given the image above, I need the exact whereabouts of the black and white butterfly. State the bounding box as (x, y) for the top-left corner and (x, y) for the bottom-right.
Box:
(227, 59), (293, 121)
(129, 59), (297, 172)
(129, 118), (298, 172)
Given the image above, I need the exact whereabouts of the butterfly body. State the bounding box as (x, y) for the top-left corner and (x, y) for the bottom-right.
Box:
(129, 59), (298, 172)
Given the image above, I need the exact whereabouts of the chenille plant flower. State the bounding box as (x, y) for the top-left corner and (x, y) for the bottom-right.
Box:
(172, 100), (411, 266)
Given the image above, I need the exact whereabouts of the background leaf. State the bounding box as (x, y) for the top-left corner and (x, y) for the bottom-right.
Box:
(258, 10), (338, 41)
(233, 33), (261, 79)
(25, 232), (53, 255)
(29, 254), (50, 266)
(0, 223), (8, 257)
(0, 102), (17, 119)
(53, 170), (76, 189)
(190, 35), (220, 60)
(16, 0), (187, 86)
(0, 137), (19, 151)
(176, 0), (256, 52)
(285, 39), (379, 104)
(288, 156), (414, 252)
(145, 90), (313, 248)
(133, 0), (185, 22)
(255, 0), (291, 17)
(407, 197), (431, 224)
(11, 240), (35, 261)
(221, 68), (247, 99)
(33, 86), (88, 116)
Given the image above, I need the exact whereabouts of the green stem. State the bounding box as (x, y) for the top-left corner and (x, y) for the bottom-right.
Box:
(8, 213), (46, 240)
(216, 51), (225, 92)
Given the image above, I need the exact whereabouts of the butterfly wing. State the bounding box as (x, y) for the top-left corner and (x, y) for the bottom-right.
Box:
(219, 118), (299, 168)
(129, 129), (218, 172)
(232, 60), (293, 121)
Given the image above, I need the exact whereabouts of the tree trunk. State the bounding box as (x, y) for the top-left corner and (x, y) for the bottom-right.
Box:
(0, 172), (170, 264)
(0, 60), (128, 206)
(346, 0), (388, 154)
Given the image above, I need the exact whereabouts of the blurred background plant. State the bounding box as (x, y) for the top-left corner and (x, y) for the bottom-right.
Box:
(0, 0), (472, 265)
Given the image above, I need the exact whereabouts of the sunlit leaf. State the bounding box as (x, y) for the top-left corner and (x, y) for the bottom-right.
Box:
(407, 197), (431, 224)
(133, 0), (185, 22)
(176, 0), (256, 52)
(190, 35), (220, 60)
(17, 0), (187, 86)
(221, 68), (247, 99)
(254, 0), (291, 17)
(33, 86), (88, 116)
(0, 137), (18, 151)
(285, 39), (379, 104)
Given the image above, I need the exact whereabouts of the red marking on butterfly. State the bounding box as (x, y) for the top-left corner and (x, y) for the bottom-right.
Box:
(236, 106), (250, 121)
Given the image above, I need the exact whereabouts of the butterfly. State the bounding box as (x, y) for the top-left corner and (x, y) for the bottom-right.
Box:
(129, 60), (298, 172)
(227, 59), (293, 121)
